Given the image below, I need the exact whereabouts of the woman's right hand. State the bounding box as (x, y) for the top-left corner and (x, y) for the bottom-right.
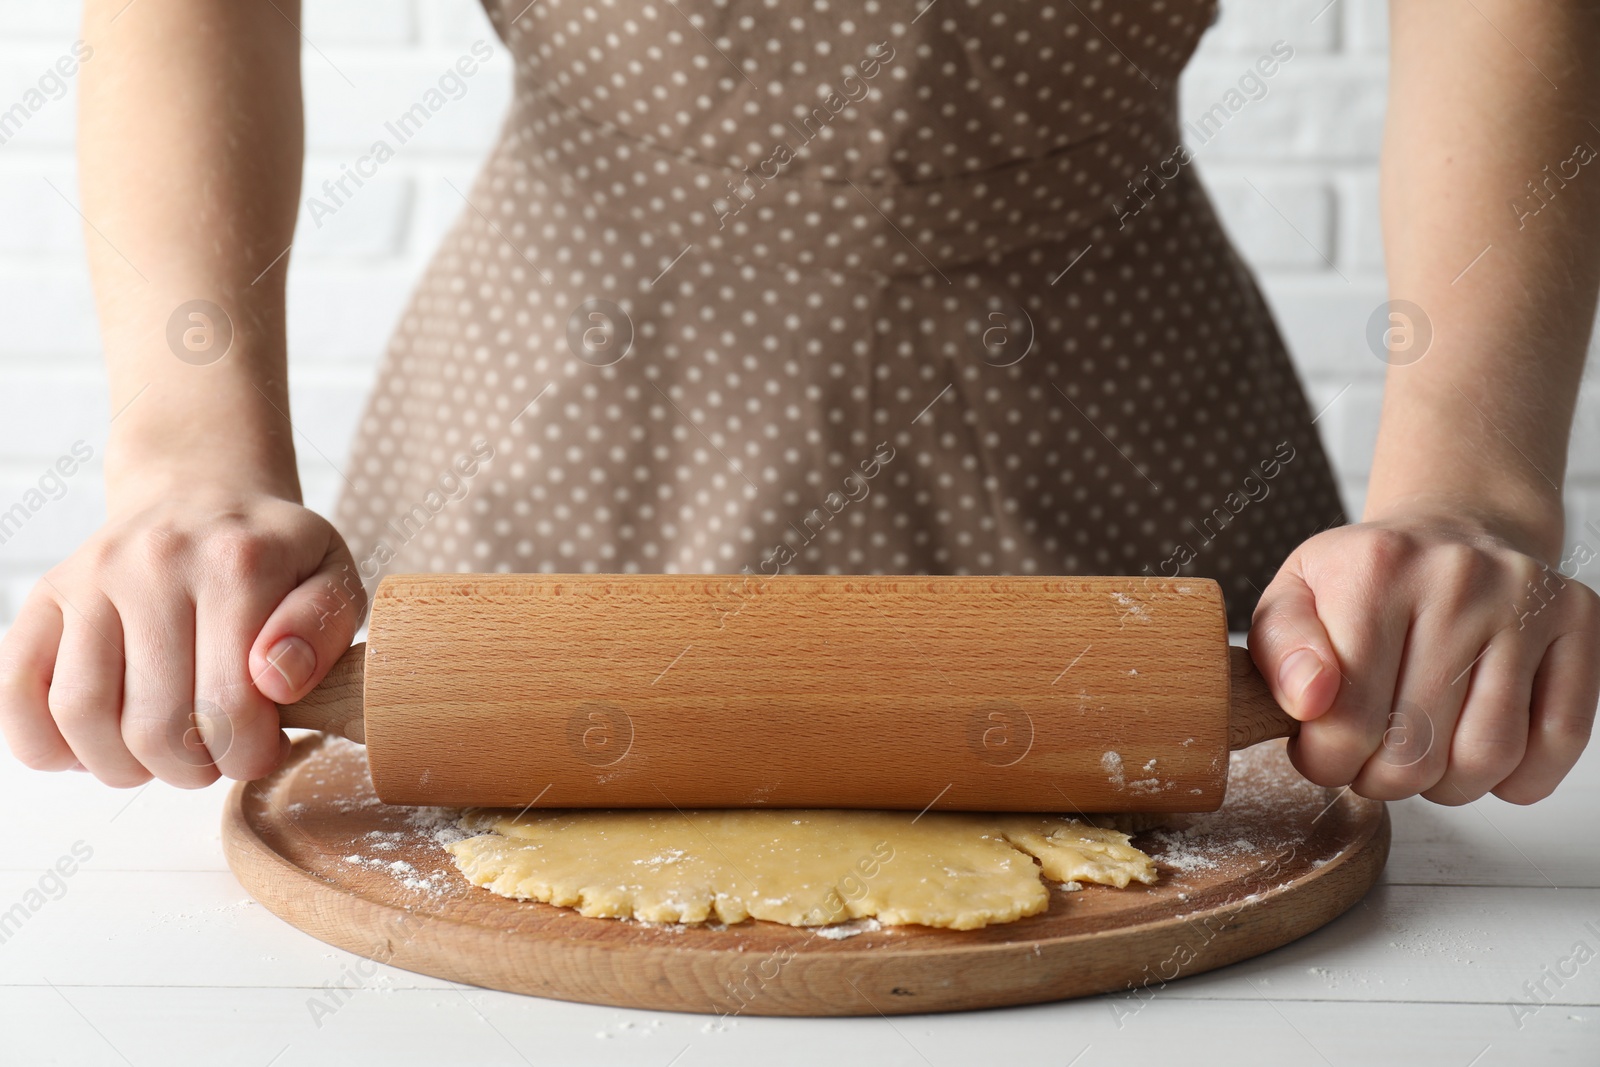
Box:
(0, 483), (366, 788)
(34, 0), (336, 788)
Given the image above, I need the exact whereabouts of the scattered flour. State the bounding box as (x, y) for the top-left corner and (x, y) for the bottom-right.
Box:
(1143, 829), (1223, 872)
(1101, 751), (1125, 789)
(1110, 591), (1150, 623)
(814, 918), (883, 940)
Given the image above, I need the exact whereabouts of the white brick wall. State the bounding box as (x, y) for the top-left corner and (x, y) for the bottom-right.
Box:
(0, 0), (1597, 630)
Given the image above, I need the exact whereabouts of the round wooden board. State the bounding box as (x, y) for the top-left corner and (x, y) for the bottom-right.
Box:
(223, 735), (1389, 1016)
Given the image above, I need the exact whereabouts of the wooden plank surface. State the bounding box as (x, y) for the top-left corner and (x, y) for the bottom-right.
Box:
(0, 987), (1591, 1067)
(2, 872), (1594, 1006)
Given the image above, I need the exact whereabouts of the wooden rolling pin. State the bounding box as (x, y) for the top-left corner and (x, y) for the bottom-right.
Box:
(274, 574), (1299, 813)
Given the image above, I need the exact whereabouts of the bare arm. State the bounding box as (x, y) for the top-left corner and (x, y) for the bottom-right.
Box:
(0, 1), (365, 789)
(82, 0), (304, 504)
(1368, 0), (1600, 555)
(1249, 1), (1600, 807)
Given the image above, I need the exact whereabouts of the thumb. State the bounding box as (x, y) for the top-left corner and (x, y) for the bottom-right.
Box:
(1248, 565), (1341, 722)
(249, 540), (368, 706)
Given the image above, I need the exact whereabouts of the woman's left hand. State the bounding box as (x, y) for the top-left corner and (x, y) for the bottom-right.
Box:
(1247, 514), (1600, 805)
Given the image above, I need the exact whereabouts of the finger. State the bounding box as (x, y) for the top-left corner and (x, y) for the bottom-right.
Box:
(1493, 611), (1600, 805)
(1272, 543), (1412, 788)
(118, 585), (216, 789)
(1420, 632), (1536, 805)
(249, 536), (366, 707)
(0, 590), (76, 771)
(194, 565), (293, 783)
(49, 593), (149, 788)
(1249, 563), (1343, 722)
(1350, 603), (1491, 801)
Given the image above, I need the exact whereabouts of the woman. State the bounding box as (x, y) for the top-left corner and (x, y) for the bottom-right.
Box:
(2, 0), (1596, 809)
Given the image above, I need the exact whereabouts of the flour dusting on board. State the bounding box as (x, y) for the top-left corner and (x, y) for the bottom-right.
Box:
(1138, 744), (1335, 880)
(814, 918), (882, 940)
(288, 734), (472, 900)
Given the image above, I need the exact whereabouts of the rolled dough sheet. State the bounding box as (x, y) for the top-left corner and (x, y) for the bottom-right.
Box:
(445, 809), (1158, 930)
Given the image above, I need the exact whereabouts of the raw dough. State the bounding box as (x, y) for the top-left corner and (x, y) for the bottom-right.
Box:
(445, 809), (1157, 930)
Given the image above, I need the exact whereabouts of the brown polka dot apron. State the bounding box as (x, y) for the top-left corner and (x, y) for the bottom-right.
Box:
(332, 0), (1348, 631)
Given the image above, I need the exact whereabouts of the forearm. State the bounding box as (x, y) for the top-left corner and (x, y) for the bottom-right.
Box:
(80, 0), (305, 512)
(1366, 0), (1600, 560)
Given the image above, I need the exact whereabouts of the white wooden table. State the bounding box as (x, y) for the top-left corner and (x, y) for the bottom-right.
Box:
(2, 645), (1596, 1067)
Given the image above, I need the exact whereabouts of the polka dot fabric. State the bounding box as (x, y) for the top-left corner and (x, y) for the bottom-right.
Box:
(333, 0), (1347, 631)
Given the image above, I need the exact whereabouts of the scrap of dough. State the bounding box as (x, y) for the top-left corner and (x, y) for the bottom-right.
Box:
(445, 809), (1157, 930)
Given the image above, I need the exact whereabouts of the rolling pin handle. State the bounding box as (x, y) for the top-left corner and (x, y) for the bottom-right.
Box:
(1227, 644), (1302, 750)
(275, 641), (367, 745)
